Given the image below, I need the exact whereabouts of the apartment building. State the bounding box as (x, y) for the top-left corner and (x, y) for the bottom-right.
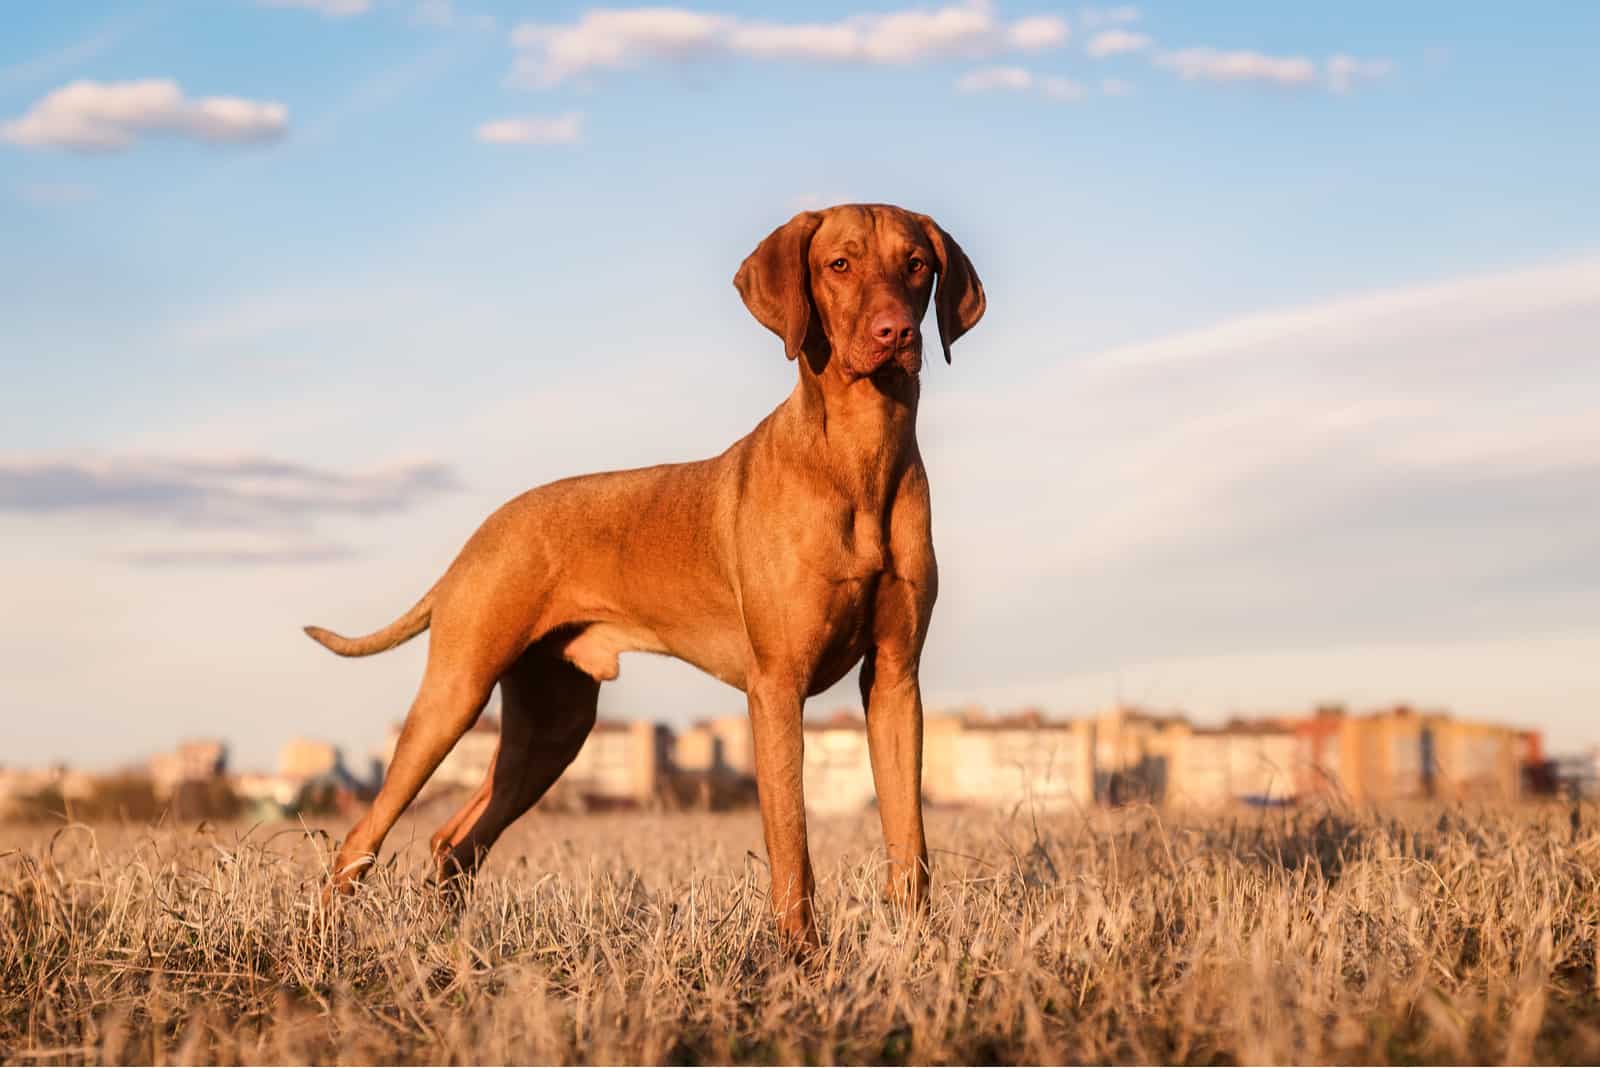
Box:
(925, 708), (1094, 810)
(1293, 705), (1525, 803)
(802, 711), (879, 814)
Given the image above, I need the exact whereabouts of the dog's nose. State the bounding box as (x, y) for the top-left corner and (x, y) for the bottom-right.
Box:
(871, 312), (916, 348)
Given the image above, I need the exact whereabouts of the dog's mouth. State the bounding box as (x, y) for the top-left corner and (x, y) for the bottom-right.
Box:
(852, 341), (923, 380)
(870, 359), (917, 383)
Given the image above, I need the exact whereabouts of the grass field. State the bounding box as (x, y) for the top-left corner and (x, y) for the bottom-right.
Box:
(4, 799), (1599, 1064)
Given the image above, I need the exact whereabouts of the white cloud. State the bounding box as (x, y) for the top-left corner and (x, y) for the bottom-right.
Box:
(510, 9), (731, 87)
(257, 0), (372, 16)
(1100, 76), (1134, 96)
(1, 79), (288, 152)
(851, 4), (998, 62)
(509, 2), (1071, 87)
(726, 22), (861, 61)
(475, 112), (583, 145)
(1327, 53), (1392, 93)
(1155, 47), (1317, 87)
(1007, 15), (1070, 51)
(1086, 28), (1150, 57)
(955, 66), (1095, 101)
(1152, 48), (1393, 93)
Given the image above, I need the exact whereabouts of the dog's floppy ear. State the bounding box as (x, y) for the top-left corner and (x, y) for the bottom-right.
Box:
(915, 214), (986, 363)
(734, 211), (824, 361)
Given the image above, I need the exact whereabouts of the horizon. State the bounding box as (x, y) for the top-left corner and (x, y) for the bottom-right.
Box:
(9, 694), (1551, 780)
(4, 0), (1598, 772)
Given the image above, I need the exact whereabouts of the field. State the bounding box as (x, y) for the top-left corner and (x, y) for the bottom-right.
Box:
(4, 800), (1600, 1065)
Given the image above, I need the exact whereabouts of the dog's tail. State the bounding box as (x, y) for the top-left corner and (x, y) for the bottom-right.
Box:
(303, 586), (436, 658)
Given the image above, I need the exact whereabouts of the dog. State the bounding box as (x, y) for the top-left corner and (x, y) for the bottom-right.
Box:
(306, 203), (985, 948)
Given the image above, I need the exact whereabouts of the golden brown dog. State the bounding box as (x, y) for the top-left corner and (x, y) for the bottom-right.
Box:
(305, 203), (984, 947)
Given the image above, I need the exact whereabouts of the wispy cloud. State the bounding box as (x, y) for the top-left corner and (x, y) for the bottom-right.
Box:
(1006, 15), (1070, 51)
(475, 112), (583, 145)
(0, 26), (124, 88)
(508, 2), (1071, 88)
(1155, 47), (1317, 87)
(956, 66), (1085, 101)
(1086, 29), (1150, 57)
(1077, 258), (1600, 376)
(0, 454), (458, 531)
(1154, 48), (1391, 91)
(1327, 53), (1393, 93)
(2, 80), (288, 152)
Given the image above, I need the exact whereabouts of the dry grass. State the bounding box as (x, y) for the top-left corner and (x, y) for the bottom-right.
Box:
(4, 800), (1600, 1064)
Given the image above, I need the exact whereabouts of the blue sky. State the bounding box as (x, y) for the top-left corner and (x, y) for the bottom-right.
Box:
(2, 0), (1598, 771)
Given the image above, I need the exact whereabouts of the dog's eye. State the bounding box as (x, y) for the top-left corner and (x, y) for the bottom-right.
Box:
(829, 258), (849, 272)
(908, 257), (927, 273)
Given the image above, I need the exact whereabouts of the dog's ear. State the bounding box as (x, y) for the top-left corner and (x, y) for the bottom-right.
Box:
(734, 211), (824, 361)
(915, 215), (986, 363)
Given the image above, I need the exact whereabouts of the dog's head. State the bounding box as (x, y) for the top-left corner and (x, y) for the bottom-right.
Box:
(734, 203), (985, 379)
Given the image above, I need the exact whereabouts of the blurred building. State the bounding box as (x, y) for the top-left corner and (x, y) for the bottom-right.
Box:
(925, 708), (1093, 810)
(1293, 705), (1525, 803)
(279, 738), (339, 781)
(0, 766), (68, 820)
(376, 716), (673, 809)
(376, 716), (499, 798)
(228, 738), (377, 819)
(674, 715), (756, 779)
(147, 739), (228, 798)
(803, 711), (878, 813)
(230, 771), (301, 813)
(1090, 706), (1187, 804)
(672, 715), (759, 809)
(562, 720), (674, 806)
(38, 700), (1530, 825)
(1166, 723), (1299, 807)
(1428, 714), (1523, 801)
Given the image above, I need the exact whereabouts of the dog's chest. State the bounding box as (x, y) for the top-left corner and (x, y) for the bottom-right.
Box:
(795, 510), (890, 689)
(841, 509), (888, 578)
(796, 506), (890, 590)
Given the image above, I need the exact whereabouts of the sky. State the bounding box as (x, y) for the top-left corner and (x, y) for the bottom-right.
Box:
(2, 0), (1597, 772)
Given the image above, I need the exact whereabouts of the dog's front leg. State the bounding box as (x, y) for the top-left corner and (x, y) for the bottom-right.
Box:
(747, 676), (818, 951)
(860, 649), (930, 913)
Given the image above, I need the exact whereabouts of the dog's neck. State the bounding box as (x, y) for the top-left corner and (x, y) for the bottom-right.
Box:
(782, 352), (920, 511)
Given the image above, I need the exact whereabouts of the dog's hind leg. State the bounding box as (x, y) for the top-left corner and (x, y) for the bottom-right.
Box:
(329, 658), (499, 895)
(432, 647), (599, 887)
